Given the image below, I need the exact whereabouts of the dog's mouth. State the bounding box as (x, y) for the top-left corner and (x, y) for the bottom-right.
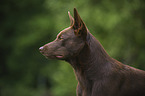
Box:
(55, 55), (64, 59)
(44, 54), (64, 59)
(39, 50), (64, 59)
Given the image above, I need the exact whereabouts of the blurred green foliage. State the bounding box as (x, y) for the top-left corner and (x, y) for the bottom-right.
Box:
(0, 0), (145, 96)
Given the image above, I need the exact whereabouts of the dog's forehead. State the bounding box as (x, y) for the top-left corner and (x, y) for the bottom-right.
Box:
(58, 27), (74, 36)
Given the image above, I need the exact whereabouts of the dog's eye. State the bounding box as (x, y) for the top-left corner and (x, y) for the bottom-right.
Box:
(58, 35), (63, 40)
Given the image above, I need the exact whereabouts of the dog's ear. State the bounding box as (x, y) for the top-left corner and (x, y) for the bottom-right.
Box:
(68, 11), (74, 26)
(73, 8), (87, 40)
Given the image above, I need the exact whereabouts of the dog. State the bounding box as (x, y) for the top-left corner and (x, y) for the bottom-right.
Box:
(39, 8), (145, 96)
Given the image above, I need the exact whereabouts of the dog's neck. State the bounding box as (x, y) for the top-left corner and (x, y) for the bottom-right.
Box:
(66, 32), (113, 79)
(65, 32), (118, 93)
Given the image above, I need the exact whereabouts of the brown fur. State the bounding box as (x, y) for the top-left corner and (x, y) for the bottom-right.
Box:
(39, 8), (145, 96)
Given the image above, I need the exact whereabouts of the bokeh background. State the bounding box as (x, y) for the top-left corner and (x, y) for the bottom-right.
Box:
(1, 0), (145, 96)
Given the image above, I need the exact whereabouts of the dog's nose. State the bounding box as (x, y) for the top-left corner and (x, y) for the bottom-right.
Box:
(39, 47), (44, 51)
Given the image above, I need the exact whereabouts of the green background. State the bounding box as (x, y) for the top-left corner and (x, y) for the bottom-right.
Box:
(1, 0), (145, 96)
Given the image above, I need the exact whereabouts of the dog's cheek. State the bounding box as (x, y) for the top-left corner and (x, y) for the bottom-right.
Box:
(66, 43), (84, 57)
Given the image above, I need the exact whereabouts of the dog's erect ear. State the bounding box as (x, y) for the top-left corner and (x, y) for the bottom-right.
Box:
(73, 8), (87, 40)
(68, 11), (74, 26)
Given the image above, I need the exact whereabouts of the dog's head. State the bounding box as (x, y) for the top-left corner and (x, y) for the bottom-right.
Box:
(39, 8), (88, 60)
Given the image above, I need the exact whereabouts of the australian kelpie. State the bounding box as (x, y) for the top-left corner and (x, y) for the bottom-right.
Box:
(39, 8), (145, 96)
